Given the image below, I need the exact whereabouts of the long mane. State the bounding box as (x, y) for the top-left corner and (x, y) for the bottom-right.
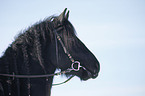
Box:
(10, 17), (54, 73)
(5, 16), (76, 73)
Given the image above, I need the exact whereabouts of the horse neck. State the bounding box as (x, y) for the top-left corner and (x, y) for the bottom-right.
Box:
(0, 46), (56, 96)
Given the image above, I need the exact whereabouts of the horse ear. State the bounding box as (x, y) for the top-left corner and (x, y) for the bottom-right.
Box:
(65, 10), (69, 20)
(58, 8), (69, 22)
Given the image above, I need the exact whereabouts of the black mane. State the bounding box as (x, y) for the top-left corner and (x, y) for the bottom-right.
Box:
(9, 16), (76, 73)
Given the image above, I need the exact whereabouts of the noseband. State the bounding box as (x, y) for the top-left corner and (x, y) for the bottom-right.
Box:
(0, 25), (87, 86)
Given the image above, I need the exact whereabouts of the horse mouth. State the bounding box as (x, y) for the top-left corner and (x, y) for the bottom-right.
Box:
(81, 69), (99, 81)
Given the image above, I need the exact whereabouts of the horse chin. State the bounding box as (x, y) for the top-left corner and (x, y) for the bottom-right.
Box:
(65, 68), (98, 81)
(80, 70), (92, 81)
(81, 69), (99, 81)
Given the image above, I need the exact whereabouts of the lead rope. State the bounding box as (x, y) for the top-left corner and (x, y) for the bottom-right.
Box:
(52, 75), (74, 86)
(0, 59), (85, 86)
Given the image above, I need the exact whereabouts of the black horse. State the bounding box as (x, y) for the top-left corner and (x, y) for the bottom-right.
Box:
(0, 8), (100, 96)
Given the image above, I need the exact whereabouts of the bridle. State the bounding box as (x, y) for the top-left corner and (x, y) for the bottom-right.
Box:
(0, 25), (87, 86)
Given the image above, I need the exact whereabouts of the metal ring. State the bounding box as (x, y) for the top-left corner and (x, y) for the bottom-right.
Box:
(71, 61), (82, 71)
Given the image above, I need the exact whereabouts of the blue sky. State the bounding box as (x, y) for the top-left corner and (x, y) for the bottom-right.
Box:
(0, 0), (145, 96)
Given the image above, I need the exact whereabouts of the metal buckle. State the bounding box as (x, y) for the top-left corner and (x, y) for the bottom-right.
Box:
(71, 61), (82, 71)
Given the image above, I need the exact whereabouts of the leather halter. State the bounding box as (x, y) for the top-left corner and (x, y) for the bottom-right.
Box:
(0, 26), (87, 86)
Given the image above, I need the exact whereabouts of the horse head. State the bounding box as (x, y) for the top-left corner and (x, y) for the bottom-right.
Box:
(49, 8), (100, 80)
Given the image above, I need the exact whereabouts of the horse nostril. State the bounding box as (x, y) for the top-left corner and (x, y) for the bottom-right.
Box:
(93, 68), (99, 74)
(92, 73), (98, 79)
(93, 69), (97, 74)
(91, 67), (99, 79)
